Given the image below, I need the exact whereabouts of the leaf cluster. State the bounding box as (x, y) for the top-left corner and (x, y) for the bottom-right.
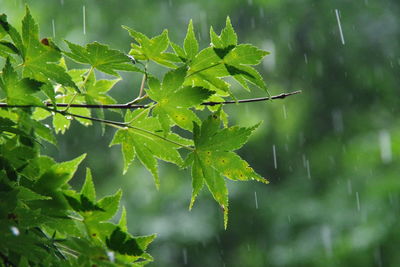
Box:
(0, 6), (270, 266)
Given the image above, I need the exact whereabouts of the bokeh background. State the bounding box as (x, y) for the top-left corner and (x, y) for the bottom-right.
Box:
(1, 0), (400, 266)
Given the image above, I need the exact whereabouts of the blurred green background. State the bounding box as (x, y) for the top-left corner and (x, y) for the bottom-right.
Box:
(2, 0), (400, 266)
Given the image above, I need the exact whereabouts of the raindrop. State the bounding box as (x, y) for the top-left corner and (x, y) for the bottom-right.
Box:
(83, 6), (86, 35)
(272, 145), (277, 169)
(356, 191), (361, 211)
(388, 193), (394, 205)
(302, 154), (307, 168)
(10, 226), (19, 236)
(374, 247), (383, 267)
(287, 215), (291, 223)
(282, 104), (287, 119)
(65, 116), (73, 120)
(60, 0), (64, 5)
(321, 225), (332, 257)
(107, 251), (115, 262)
(304, 53), (308, 64)
(44, 124), (51, 129)
(334, 9), (345, 45)
(251, 18), (255, 29)
(379, 130), (392, 164)
(347, 179), (352, 195)
(254, 191), (258, 209)
(182, 248), (188, 265)
(306, 159), (311, 179)
(299, 131), (305, 146)
(259, 8), (265, 18)
(332, 109), (344, 133)
(247, 0), (253, 5)
(169, 0), (173, 6)
(52, 19), (56, 38)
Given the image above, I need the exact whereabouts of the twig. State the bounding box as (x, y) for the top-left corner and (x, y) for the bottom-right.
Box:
(48, 108), (194, 151)
(0, 103), (149, 109)
(124, 94), (149, 106)
(0, 91), (301, 110)
(138, 72), (147, 98)
(201, 90), (302, 106)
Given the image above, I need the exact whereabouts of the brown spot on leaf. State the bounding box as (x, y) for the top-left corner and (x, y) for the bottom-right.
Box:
(41, 38), (49, 46)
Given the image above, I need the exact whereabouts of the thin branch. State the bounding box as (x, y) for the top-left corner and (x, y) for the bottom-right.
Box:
(47, 108), (194, 151)
(138, 71), (147, 98)
(129, 125), (194, 151)
(0, 103), (149, 109)
(201, 90), (302, 106)
(125, 62), (148, 106)
(124, 94), (149, 106)
(53, 109), (128, 128)
(0, 91), (301, 110)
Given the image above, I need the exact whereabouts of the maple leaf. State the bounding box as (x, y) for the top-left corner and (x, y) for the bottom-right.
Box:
(19, 7), (78, 91)
(147, 66), (214, 132)
(64, 41), (142, 76)
(186, 109), (268, 228)
(123, 26), (180, 68)
(110, 109), (192, 188)
(0, 58), (43, 105)
(185, 17), (269, 94)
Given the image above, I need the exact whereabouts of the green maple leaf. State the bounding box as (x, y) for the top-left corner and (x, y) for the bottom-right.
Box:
(0, 58), (43, 105)
(80, 168), (96, 202)
(123, 26), (180, 68)
(20, 7), (78, 91)
(84, 71), (119, 105)
(147, 67), (214, 132)
(34, 154), (87, 193)
(186, 17), (269, 94)
(170, 19), (199, 63)
(186, 110), (268, 228)
(110, 108), (192, 188)
(64, 40), (142, 76)
(210, 17), (237, 49)
(106, 227), (144, 256)
(0, 13), (24, 57)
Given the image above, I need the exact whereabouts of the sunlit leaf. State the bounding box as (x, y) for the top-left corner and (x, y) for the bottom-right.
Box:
(184, 20), (199, 60)
(110, 109), (190, 188)
(187, 110), (267, 227)
(64, 41), (142, 76)
(148, 67), (214, 131)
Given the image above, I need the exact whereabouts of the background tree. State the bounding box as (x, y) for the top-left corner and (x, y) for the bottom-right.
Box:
(1, 0), (399, 266)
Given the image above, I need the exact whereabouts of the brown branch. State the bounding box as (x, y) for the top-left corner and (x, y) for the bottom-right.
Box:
(0, 90), (301, 110)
